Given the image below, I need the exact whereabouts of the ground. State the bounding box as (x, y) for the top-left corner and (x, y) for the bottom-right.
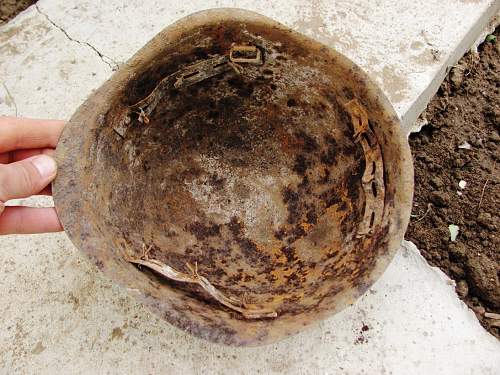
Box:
(0, 1), (499, 374)
(2, 9), (496, 325)
(0, 0), (36, 24)
(1, 0), (500, 340)
(406, 28), (500, 338)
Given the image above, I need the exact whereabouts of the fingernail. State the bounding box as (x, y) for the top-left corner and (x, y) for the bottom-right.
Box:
(31, 155), (57, 178)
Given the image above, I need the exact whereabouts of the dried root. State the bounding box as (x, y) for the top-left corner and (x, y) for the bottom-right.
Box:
(125, 245), (277, 319)
(477, 177), (490, 212)
(411, 203), (432, 222)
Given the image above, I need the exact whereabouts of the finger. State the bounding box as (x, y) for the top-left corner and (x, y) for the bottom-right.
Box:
(0, 206), (62, 234)
(0, 151), (54, 194)
(0, 155), (57, 202)
(0, 116), (65, 153)
(0, 148), (55, 164)
(0, 184), (52, 196)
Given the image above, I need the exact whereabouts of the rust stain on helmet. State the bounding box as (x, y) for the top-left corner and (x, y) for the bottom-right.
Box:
(53, 9), (413, 346)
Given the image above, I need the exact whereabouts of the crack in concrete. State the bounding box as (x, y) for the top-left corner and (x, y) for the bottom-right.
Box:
(35, 5), (119, 71)
(1, 82), (18, 116)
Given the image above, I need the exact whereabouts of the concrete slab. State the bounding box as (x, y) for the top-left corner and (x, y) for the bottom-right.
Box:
(1, 1), (500, 374)
(32, 0), (500, 133)
(1, 233), (499, 374)
(0, 7), (109, 119)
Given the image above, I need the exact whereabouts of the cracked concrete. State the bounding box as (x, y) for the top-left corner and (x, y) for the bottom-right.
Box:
(0, 236), (498, 374)
(1, 1), (500, 374)
(34, 4), (118, 71)
(33, 0), (500, 133)
(0, 82), (17, 116)
(0, 8), (109, 119)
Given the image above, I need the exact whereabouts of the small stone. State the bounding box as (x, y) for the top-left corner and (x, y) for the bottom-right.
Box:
(480, 160), (492, 173)
(458, 141), (472, 150)
(466, 253), (500, 309)
(477, 212), (496, 230)
(448, 224), (459, 242)
(456, 280), (469, 298)
(430, 191), (448, 207)
(463, 230), (475, 240)
(486, 141), (496, 150)
(449, 243), (466, 260)
(450, 66), (465, 87)
(469, 136), (483, 148)
(430, 176), (444, 189)
(428, 212), (439, 225)
(488, 132), (500, 142)
(453, 158), (466, 168)
(450, 263), (465, 278)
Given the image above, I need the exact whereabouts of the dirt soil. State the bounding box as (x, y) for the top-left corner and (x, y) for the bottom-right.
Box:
(0, 0), (37, 24)
(406, 28), (500, 338)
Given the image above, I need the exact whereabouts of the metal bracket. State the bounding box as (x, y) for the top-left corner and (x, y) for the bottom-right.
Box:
(229, 45), (263, 65)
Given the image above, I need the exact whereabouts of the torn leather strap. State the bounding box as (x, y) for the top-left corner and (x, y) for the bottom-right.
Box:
(345, 99), (385, 237)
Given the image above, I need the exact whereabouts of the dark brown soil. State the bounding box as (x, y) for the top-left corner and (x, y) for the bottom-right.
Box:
(0, 0), (37, 24)
(406, 28), (499, 338)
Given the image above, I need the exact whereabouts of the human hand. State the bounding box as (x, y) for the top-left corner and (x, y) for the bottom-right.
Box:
(0, 116), (65, 235)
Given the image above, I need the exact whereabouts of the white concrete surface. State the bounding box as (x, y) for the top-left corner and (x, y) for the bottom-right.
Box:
(6, 0), (500, 131)
(1, 1), (500, 374)
(1, 236), (499, 374)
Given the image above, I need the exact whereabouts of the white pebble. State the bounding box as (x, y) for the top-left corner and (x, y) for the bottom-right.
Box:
(458, 141), (471, 150)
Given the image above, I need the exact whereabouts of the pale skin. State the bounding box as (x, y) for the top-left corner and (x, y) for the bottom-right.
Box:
(0, 116), (65, 235)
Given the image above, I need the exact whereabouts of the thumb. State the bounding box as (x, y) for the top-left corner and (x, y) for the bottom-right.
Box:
(0, 155), (57, 204)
